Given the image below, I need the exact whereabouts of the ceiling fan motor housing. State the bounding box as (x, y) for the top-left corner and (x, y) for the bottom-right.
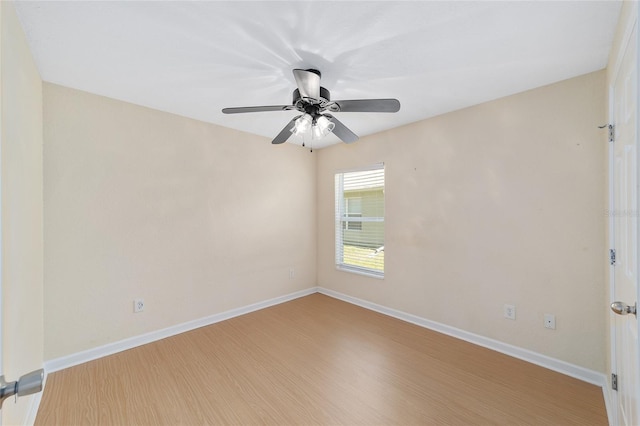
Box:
(293, 87), (337, 116)
(292, 87), (330, 104)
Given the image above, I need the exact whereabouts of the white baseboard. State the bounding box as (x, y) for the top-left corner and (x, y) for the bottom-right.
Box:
(317, 287), (607, 388)
(44, 287), (317, 373)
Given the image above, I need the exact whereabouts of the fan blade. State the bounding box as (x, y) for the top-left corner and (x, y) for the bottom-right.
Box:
(272, 116), (300, 144)
(222, 105), (293, 114)
(332, 99), (400, 113)
(293, 69), (320, 100)
(325, 114), (359, 144)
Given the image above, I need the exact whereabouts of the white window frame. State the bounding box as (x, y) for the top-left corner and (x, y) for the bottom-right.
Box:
(335, 163), (385, 279)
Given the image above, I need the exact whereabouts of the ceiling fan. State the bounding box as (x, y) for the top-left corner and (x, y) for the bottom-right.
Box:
(222, 69), (401, 145)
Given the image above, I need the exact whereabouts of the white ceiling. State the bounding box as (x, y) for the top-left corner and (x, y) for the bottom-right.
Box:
(15, 1), (622, 149)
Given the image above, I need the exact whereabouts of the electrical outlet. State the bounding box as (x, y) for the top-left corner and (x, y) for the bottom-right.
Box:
(289, 268), (295, 280)
(544, 313), (556, 329)
(504, 304), (516, 320)
(134, 298), (144, 313)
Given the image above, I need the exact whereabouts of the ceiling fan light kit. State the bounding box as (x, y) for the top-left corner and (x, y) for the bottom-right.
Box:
(290, 113), (335, 140)
(222, 69), (401, 146)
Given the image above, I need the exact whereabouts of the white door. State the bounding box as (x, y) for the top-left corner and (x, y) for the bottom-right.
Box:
(611, 10), (640, 426)
(0, 3), (46, 423)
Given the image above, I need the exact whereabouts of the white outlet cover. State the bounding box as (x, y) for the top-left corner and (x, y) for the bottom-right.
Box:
(503, 304), (516, 320)
(134, 299), (144, 313)
(544, 313), (556, 329)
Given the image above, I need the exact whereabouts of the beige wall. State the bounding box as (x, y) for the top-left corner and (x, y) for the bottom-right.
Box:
(317, 71), (606, 372)
(1, 1), (45, 424)
(43, 84), (316, 360)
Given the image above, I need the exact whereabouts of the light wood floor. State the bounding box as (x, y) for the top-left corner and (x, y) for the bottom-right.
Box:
(36, 293), (607, 425)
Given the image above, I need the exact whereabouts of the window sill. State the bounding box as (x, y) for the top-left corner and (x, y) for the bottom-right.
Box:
(336, 265), (384, 280)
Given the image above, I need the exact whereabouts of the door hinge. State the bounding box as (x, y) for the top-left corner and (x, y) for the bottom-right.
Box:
(610, 249), (616, 265)
(600, 124), (615, 142)
(612, 373), (618, 391)
(609, 124), (615, 142)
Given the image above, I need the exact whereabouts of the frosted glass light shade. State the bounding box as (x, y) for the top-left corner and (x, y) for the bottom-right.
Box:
(290, 114), (313, 135)
(312, 115), (335, 139)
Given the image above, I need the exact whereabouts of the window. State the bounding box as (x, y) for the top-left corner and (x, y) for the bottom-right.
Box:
(335, 164), (384, 277)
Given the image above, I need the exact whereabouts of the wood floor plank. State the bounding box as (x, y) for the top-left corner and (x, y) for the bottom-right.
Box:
(35, 294), (607, 425)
